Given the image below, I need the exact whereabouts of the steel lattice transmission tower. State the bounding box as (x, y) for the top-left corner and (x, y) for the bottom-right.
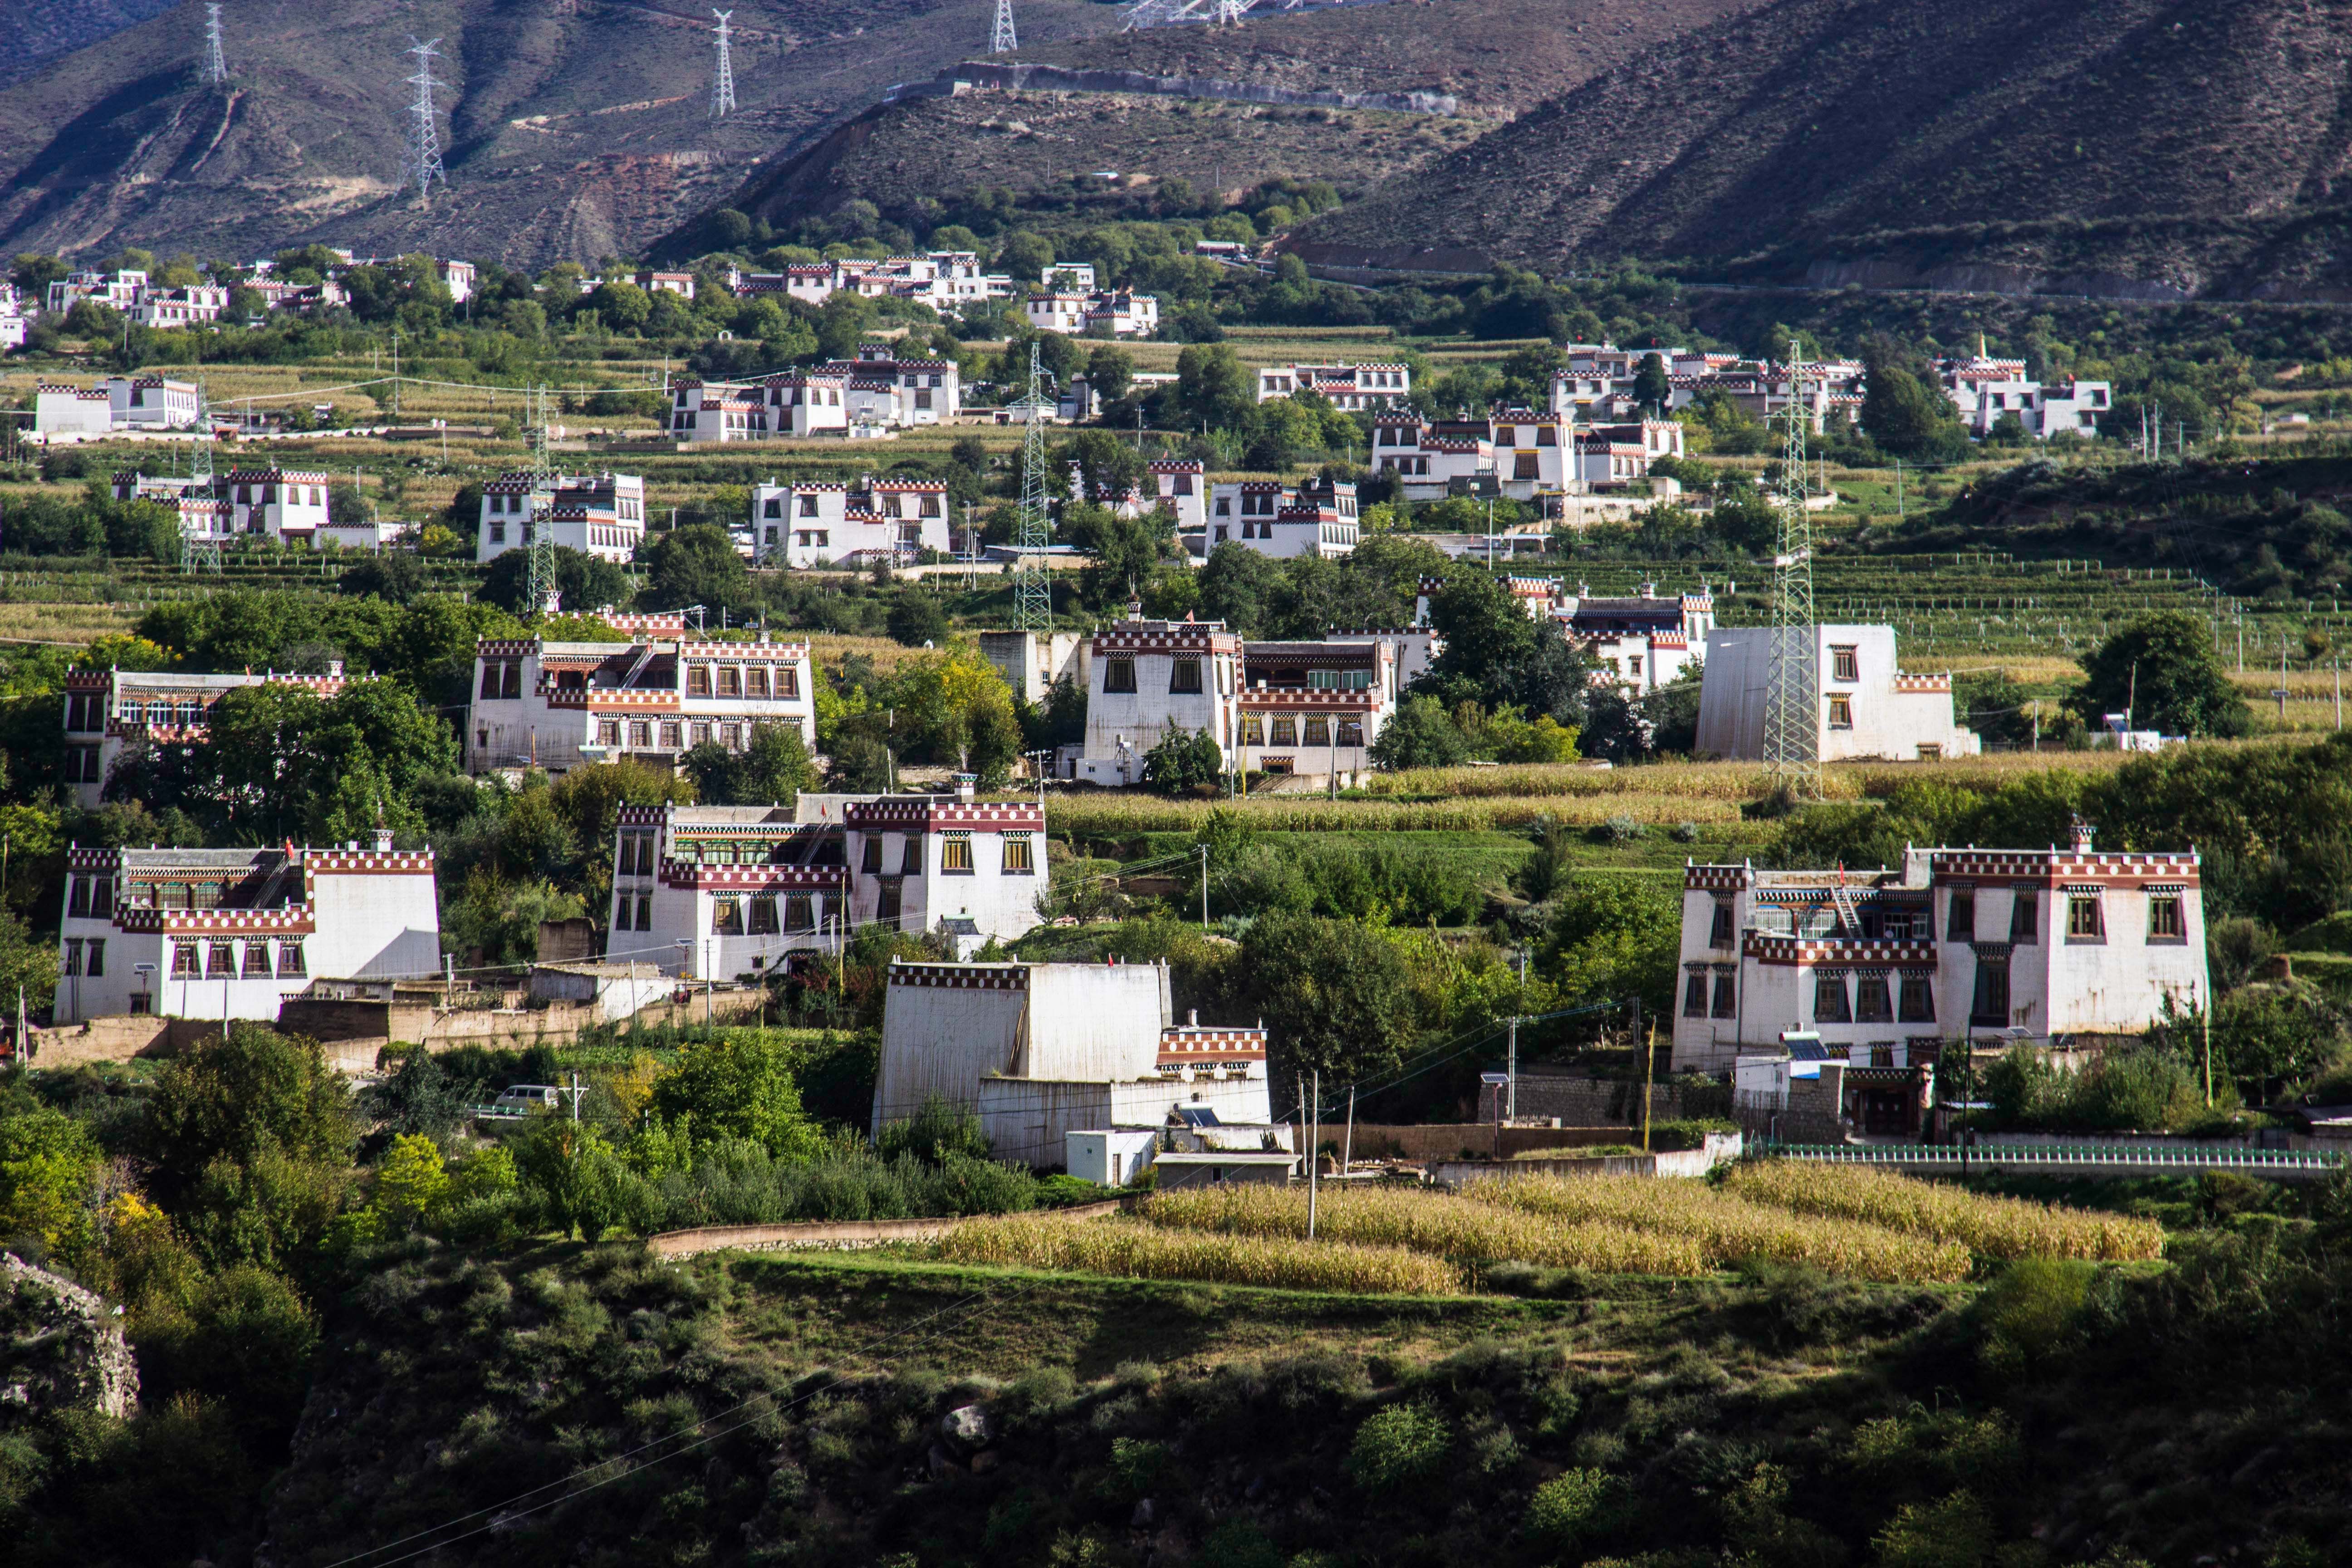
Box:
(181, 383), (224, 575)
(203, 4), (229, 83)
(1761, 338), (1819, 797)
(524, 385), (561, 617)
(709, 10), (737, 118)
(1010, 345), (1056, 632)
(991, 0), (1018, 55)
(403, 38), (449, 200)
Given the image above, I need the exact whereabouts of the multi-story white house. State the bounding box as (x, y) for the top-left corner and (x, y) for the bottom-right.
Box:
(474, 471), (647, 566)
(1934, 349), (2111, 439)
(52, 834), (441, 1025)
(466, 631), (816, 773)
(1235, 637), (1398, 782)
(108, 467), (332, 548)
(608, 786), (1046, 980)
(1573, 418), (1685, 489)
(44, 270), (148, 315)
(132, 287), (230, 328)
(745, 475), (952, 568)
(1072, 616), (1247, 784)
(1024, 287), (1159, 337)
(1669, 826), (2209, 1097)
(669, 343), (960, 441)
(1254, 361), (1412, 410)
(60, 664), (348, 807)
(1488, 407), (1574, 498)
(1553, 583), (1713, 694)
(1200, 476), (1359, 560)
(1369, 415), (1492, 501)
(34, 376), (202, 436)
(745, 252), (1004, 310)
(874, 959), (1275, 1166)
(1142, 459), (1209, 535)
(1695, 625), (1980, 762)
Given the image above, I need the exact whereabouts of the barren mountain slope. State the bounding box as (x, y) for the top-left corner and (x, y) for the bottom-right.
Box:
(712, 0), (1763, 234)
(1293, 0), (2352, 300)
(0, 0), (1123, 268)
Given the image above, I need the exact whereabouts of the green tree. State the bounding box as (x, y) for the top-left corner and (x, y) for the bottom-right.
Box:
(1196, 542), (1284, 636)
(642, 524), (757, 614)
(681, 724), (814, 806)
(1368, 696), (1469, 770)
(143, 1027), (353, 1207)
(1632, 351), (1671, 414)
(1239, 914), (1419, 1085)
(887, 593), (951, 647)
(1142, 726), (1223, 795)
(649, 1034), (822, 1158)
(2074, 611), (2249, 738)
(1175, 343), (1255, 432)
(0, 1107), (102, 1261)
(586, 279), (653, 332)
(480, 545), (634, 617)
(1861, 363), (1966, 460)
(1541, 876), (1681, 1020)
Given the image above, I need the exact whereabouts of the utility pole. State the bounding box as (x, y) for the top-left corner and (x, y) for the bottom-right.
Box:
(1641, 1021), (1657, 1152)
(562, 1071), (587, 1122)
(1342, 1084), (1356, 1179)
(1198, 844), (1209, 931)
(1308, 1069), (1320, 1239)
(1505, 1013), (1519, 1122)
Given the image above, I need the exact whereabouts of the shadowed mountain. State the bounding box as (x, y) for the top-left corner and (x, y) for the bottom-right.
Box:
(1289, 0), (2352, 302)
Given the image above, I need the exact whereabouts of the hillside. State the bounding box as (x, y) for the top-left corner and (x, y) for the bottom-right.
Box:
(2, 0), (179, 80)
(1294, 0), (2352, 301)
(0, 0), (1124, 269)
(640, 0), (1765, 246)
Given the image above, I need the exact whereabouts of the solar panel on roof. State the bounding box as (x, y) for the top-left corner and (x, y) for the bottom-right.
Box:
(1173, 1107), (1222, 1127)
(1786, 1039), (1832, 1061)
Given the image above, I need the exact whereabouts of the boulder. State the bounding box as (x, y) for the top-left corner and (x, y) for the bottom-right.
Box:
(940, 1402), (995, 1450)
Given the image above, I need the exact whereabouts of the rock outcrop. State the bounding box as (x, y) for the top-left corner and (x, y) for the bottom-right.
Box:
(0, 1251), (137, 1424)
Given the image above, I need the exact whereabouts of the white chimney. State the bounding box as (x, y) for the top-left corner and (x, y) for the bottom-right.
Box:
(372, 827), (394, 853)
(954, 772), (975, 804)
(2069, 816), (2097, 854)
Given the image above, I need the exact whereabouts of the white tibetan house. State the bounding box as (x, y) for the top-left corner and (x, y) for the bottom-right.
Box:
(1694, 625), (1979, 762)
(872, 960), (1277, 1167)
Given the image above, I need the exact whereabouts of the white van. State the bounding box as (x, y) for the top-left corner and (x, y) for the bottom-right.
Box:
(490, 1084), (560, 1116)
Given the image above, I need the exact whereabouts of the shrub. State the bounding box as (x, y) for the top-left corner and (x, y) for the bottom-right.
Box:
(1347, 1401), (1450, 1490)
(1525, 1467), (1627, 1546)
(1975, 1257), (2095, 1375)
(1870, 1489), (1996, 1568)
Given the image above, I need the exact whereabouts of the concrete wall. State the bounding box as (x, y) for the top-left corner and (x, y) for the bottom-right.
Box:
(1017, 964), (1168, 1080)
(1346, 1123), (1670, 1161)
(873, 974), (1026, 1132)
(1430, 1134), (1742, 1188)
(979, 1073), (1274, 1167)
(1695, 625), (1977, 762)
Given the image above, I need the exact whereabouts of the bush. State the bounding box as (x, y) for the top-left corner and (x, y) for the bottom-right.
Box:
(1975, 1257), (2094, 1375)
(1525, 1466), (1627, 1546)
(1346, 1401), (1450, 1490)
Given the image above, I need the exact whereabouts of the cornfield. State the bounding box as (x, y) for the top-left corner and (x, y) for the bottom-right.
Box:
(1139, 1185), (1706, 1277)
(931, 1213), (1461, 1295)
(1461, 1176), (1974, 1284)
(1721, 1161), (2164, 1262)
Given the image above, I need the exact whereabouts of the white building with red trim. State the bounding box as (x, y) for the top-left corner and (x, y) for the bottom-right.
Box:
(1073, 617), (1246, 784)
(111, 466), (334, 547)
(874, 960), (1276, 1166)
(1670, 828), (2208, 1092)
(467, 631), (816, 774)
(1254, 361), (1411, 410)
(60, 664), (348, 807)
(1200, 476), (1359, 559)
(1369, 415), (1492, 502)
(745, 475), (952, 567)
(52, 836), (441, 1025)
(1553, 583), (1714, 694)
(474, 471), (647, 565)
(132, 287), (230, 328)
(607, 788), (1047, 981)
(742, 252), (1004, 310)
(1933, 350), (2111, 439)
(1234, 637), (1399, 781)
(1695, 624), (1979, 762)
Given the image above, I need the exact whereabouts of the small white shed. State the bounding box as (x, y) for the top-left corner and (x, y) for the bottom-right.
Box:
(1065, 1127), (1160, 1187)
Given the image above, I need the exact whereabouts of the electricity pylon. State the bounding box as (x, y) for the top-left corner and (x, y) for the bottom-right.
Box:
(710, 11), (737, 118)
(525, 386), (560, 617)
(404, 38), (448, 200)
(1009, 344), (1055, 632)
(204, 4), (228, 83)
(991, 0), (1018, 54)
(1761, 339), (1818, 798)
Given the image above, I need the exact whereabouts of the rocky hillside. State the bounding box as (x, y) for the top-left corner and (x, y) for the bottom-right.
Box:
(0, 0), (1124, 269)
(715, 0), (1762, 235)
(1294, 0), (2352, 301)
